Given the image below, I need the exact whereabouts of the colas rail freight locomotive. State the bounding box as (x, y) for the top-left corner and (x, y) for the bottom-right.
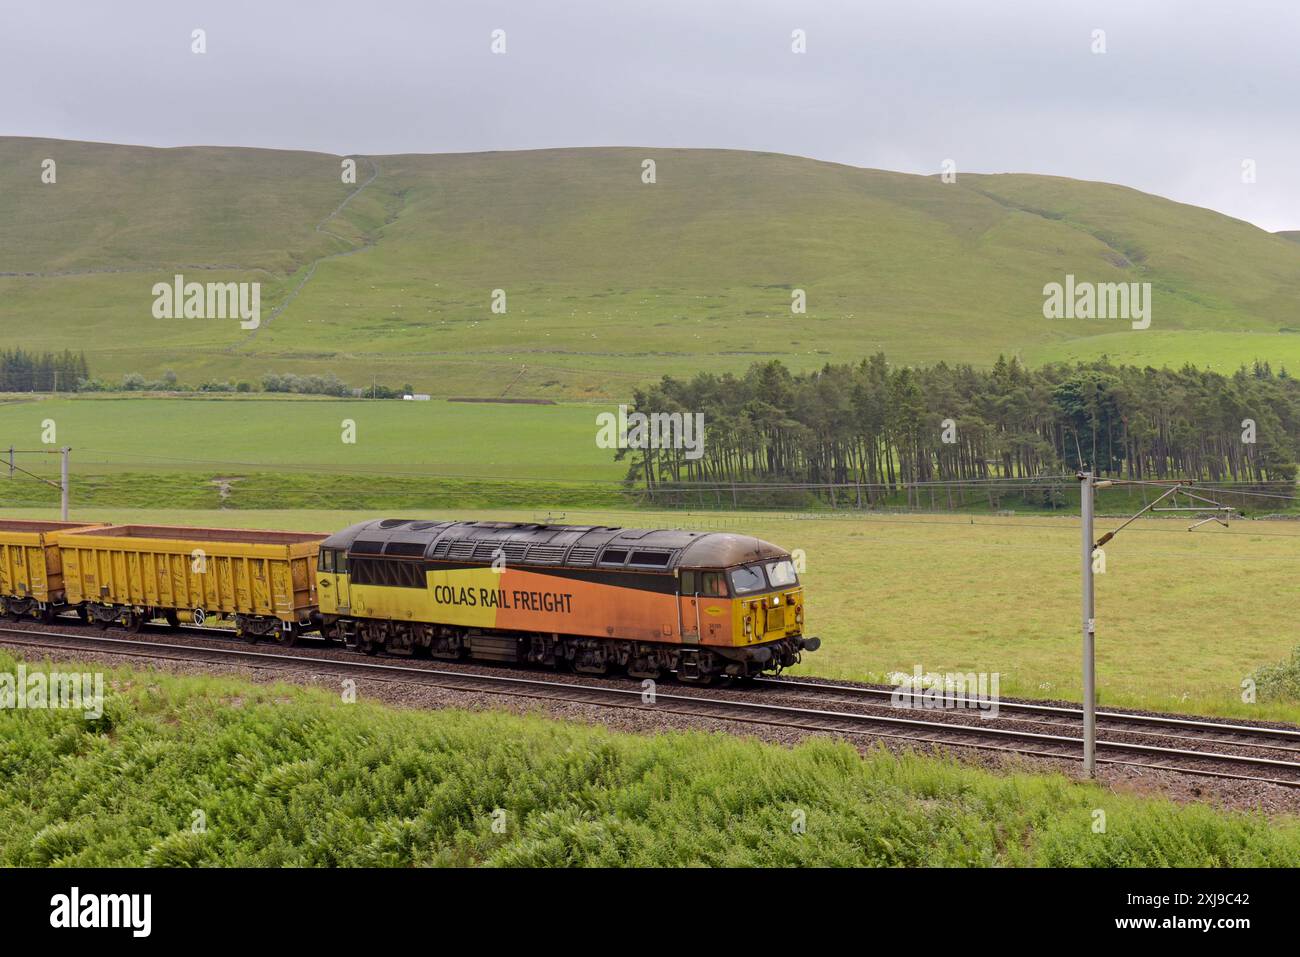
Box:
(0, 517), (820, 683)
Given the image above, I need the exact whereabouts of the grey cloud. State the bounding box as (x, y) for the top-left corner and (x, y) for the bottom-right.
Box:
(1, 0), (1295, 229)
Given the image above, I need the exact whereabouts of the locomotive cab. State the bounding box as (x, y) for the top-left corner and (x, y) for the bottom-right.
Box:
(676, 548), (819, 676)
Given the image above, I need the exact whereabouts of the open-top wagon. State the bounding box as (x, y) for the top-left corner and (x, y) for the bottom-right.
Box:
(58, 524), (327, 641)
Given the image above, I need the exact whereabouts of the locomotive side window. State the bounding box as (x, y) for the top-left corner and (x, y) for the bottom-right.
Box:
(765, 559), (798, 587)
(729, 564), (766, 595)
(680, 570), (697, 594)
(350, 557), (422, 588)
(336, 551), (348, 574)
(628, 550), (670, 567)
(350, 558), (374, 585)
(701, 572), (728, 597)
(319, 549), (334, 573)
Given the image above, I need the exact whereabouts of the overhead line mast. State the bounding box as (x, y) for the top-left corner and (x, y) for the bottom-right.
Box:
(1076, 472), (1238, 777)
(4, 446), (72, 520)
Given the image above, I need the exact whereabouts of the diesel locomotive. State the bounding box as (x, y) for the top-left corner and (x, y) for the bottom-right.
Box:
(318, 519), (818, 682)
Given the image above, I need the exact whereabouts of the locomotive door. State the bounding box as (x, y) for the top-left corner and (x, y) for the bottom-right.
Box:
(320, 548), (351, 613)
(334, 550), (351, 612)
(678, 570), (701, 643)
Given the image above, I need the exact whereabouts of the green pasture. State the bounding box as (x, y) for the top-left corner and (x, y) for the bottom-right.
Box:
(0, 395), (620, 481)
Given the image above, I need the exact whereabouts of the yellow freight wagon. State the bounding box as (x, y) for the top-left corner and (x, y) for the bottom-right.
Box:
(0, 520), (109, 621)
(59, 524), (328, 641)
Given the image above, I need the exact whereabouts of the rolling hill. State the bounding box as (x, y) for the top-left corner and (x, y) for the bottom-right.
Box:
(3, 136), (1299, 397)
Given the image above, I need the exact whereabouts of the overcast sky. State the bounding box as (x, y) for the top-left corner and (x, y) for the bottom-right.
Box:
(3, 0), (1297, 231)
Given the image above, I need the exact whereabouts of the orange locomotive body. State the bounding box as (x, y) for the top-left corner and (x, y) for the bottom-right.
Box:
(316, 519), (819, 682)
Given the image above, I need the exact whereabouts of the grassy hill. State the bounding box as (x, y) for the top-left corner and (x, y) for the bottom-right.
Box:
(4, 136), (1300, 397)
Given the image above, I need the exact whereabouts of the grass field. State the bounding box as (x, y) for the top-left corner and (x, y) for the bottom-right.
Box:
(5, 138), (1300, 396)
(4, 395), (1292, 515)
(0, 395), (622, 481)
(6, 504), (1298, 724)
(3, 653), (1296, 866)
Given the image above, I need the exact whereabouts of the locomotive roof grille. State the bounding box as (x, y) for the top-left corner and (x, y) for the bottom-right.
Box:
(525, 544), (568, 564)
(447, 541), (476, 559)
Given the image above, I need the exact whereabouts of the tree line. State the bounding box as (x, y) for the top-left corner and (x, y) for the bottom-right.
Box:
(0, 350), (411, 397)
(0, 349), (90, 392)
(616, 355), (1300, 508)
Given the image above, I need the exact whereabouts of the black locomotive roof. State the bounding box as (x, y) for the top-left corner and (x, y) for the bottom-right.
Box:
(320, 519), (789, 571)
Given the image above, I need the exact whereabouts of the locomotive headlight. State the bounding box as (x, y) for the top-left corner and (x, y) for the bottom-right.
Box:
(772, 596), (779, 606)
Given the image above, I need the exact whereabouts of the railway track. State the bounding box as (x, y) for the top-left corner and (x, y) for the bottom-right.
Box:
(5, 624), (1300, 789)
(755, 676), (1300, 756)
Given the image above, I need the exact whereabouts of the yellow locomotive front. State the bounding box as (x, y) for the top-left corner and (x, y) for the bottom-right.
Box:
(675, 535), (818, 679)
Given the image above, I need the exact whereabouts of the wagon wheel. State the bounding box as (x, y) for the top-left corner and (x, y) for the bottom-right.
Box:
(164, 610), (181, 631)
(124, 611), (145, 634)
(75, 606), (90, 624)
(93, 614), (111, 630)
(277, 625), (299, 648)
(359, 627), (381, 656)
